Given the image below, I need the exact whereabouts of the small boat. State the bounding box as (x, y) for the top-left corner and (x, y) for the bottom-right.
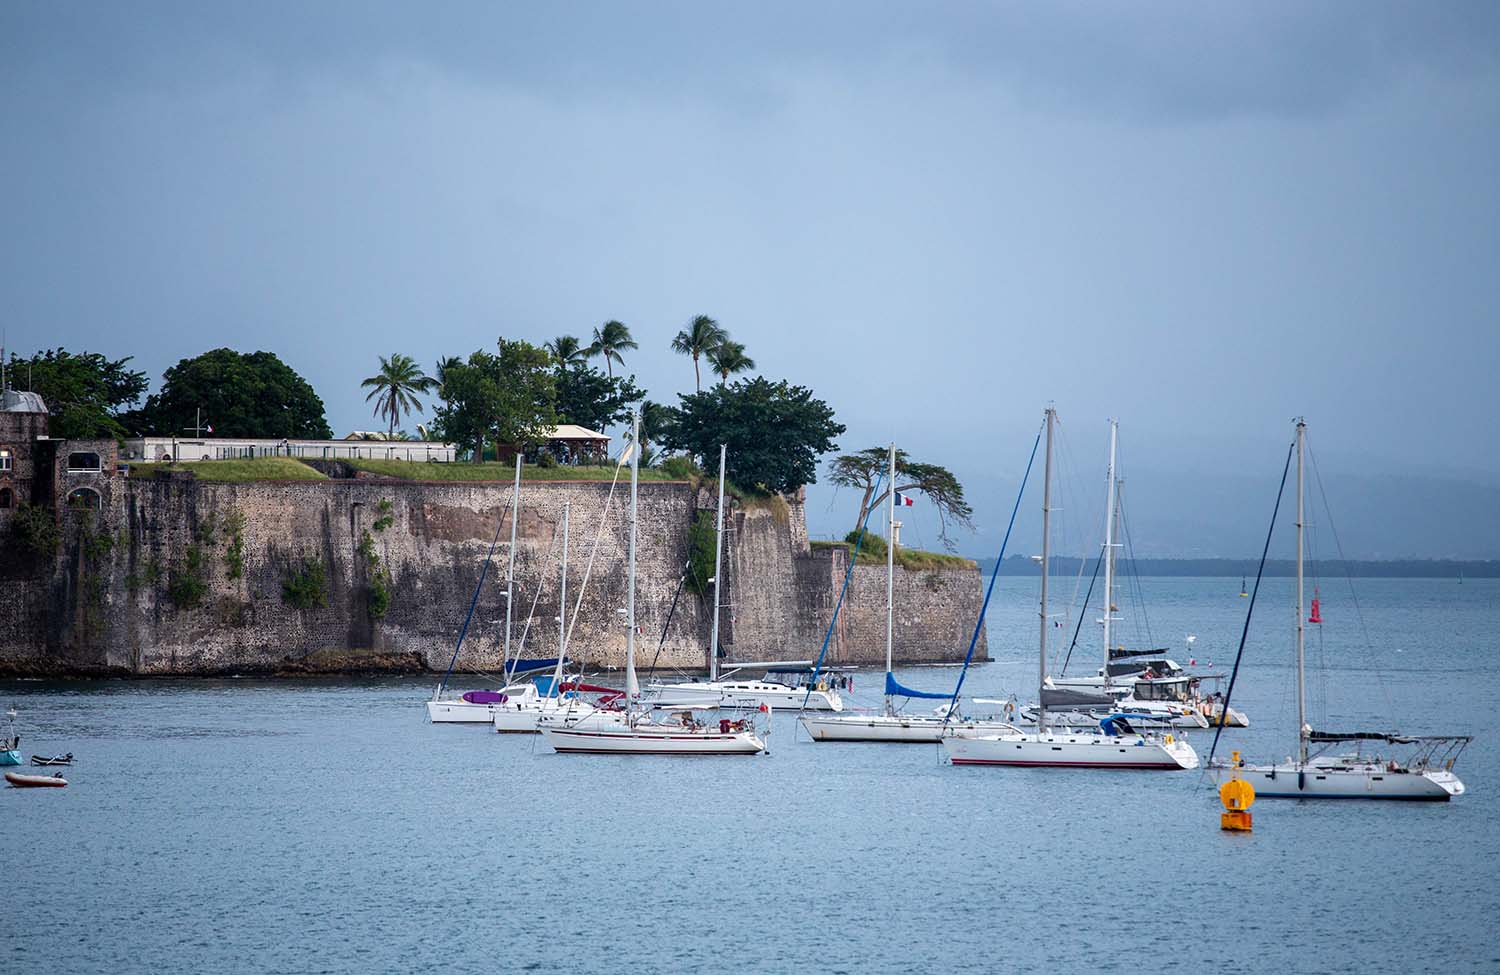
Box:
(2, 709), (22, 767)
(31, 754), (74, 766)
(5, 771), (67, 788)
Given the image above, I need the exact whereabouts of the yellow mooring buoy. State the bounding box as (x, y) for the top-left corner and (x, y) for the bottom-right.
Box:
(1219, 751), (1255, 832)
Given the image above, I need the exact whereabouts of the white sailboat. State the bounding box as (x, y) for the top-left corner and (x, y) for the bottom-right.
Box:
(801, 443), (1017, 743)
(427, 457), (548, 723)
(644, 444), (843, 712)
(1207, 419), (1468, 799)
(942, 411), (1199, 770)
(1039, 451), (1245, 730)
(540, 415), (768, 756)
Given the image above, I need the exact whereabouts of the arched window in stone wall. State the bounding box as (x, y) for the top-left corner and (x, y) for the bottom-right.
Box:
(67, 451), (102, 473)
(0, 487), (12, 509)
(66, 487), (101, 510)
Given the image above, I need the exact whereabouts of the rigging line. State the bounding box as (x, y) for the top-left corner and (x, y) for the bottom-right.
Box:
(1059, 553), (1102, 676)
(645, 562), (692, 677)
(1305, 438), (1398, 727)
(1117, 485), (1154, 651)
(435, 490), (515, 697)
(560, 449), (630, 670)
(943, 427), (1042, 728)
(798, 470), (886, 717)
(1206, 440), (1295, 769)
(511, 520), (565, 663)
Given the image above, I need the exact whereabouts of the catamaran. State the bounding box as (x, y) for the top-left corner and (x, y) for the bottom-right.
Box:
(1206, 419), (1468, 800)
(942, 411), (1198, 770)
(539, 420), (768, 756)
(644, 445), (842, 712)
(800, 443), (1017, 743)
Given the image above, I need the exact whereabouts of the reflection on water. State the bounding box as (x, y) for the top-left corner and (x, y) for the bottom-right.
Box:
(3, 579), (1496, 975)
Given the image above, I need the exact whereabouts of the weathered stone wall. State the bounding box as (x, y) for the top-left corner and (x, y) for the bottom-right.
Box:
(0, 473), (987, 676)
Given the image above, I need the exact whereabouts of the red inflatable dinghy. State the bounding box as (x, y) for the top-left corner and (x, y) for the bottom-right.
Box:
(5, 771), (67, 788)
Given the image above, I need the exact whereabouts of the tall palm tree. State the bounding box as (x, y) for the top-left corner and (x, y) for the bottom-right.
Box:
(669, 315), (727, 391)
(433, 355), (462, 397)
(362, 353), (435, 437)
(545, 335), (587, 366)
(587, 320), (638, 378)
(706, 341), (755, 384)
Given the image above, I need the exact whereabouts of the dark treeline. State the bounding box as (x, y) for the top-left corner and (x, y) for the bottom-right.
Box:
(980, 555), (1500, 578)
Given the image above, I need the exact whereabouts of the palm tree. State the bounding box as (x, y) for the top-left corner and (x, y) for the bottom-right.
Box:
(587, 320), (638, 378)
(545, 335), (587, 366)
(433, 355), (462, 397)
(362, 353), (435, 437)
(669, 315), (727, 391)
(706, 341), (755, 384)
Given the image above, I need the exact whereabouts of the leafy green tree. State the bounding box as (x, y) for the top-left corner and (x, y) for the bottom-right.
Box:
(828, 447), (975, 552)
(361, 353), (435, 438)
(544, 335), (588, 366)
(137, 349), (332, 439)
(669, 315), (727, 392)
(8, 348), (148, 438)
(553, 363), (643, 435)
(706, 340), (755, 384)
(663, 378), (843, 494)
(587, 320), (638, 378)
(430, 339), (557, 462)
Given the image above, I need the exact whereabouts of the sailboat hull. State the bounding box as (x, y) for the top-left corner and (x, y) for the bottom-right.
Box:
(648, 680), (842, 711)
(539, 726), (765, 755)
(1208, 762), (1464, 800)
(942, 732), (1199, 770)
(800, 714), (1020, 743)
(426, 700), (504, 723)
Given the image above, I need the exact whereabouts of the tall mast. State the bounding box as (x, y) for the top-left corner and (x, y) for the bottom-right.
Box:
(1038, 408), (1055, 732)
(709, 444), (726, 682)
(1296, 418), (1307, 765)
(624, 410), (641, 706)
(559, 501), (569, 670)
(502, 455), (522, 669)
(1101, 420), (1119, 688)
(884, 442), (897, 715)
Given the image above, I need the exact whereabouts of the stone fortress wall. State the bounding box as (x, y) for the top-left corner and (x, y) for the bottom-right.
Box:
(0, 465), (990, 677)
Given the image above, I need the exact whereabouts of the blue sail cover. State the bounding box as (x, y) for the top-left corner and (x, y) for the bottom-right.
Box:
(885, 672), (953, 700)
(506, 657), (562, 676)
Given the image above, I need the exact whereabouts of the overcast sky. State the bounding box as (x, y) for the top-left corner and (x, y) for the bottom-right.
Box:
(4, 3), (1498, 558)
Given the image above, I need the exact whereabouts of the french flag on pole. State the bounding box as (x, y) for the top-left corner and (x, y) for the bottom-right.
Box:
(895, 491), (915, 507)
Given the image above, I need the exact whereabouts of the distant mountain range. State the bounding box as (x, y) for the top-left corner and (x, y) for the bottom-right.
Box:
(979, 555), (1500, 578)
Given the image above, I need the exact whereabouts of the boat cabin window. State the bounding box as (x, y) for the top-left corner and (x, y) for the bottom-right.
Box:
(1134, 679), (1190, 702)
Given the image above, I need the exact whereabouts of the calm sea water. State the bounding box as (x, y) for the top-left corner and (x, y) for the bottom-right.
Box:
(4, 578), (1497, 975)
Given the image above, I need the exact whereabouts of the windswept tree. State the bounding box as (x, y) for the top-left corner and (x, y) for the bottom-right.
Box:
(706, 340), (755, 384)
(663, 378), (843, 495)
(829, 447), (975, 552)
(545, 335), (588, 366)
(587, 320), (637, 378)
(361, 353), (435, 438)
(669, 315), (727, 391)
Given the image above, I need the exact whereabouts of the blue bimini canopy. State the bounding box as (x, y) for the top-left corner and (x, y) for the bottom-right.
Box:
(885, 672), (953, 701)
